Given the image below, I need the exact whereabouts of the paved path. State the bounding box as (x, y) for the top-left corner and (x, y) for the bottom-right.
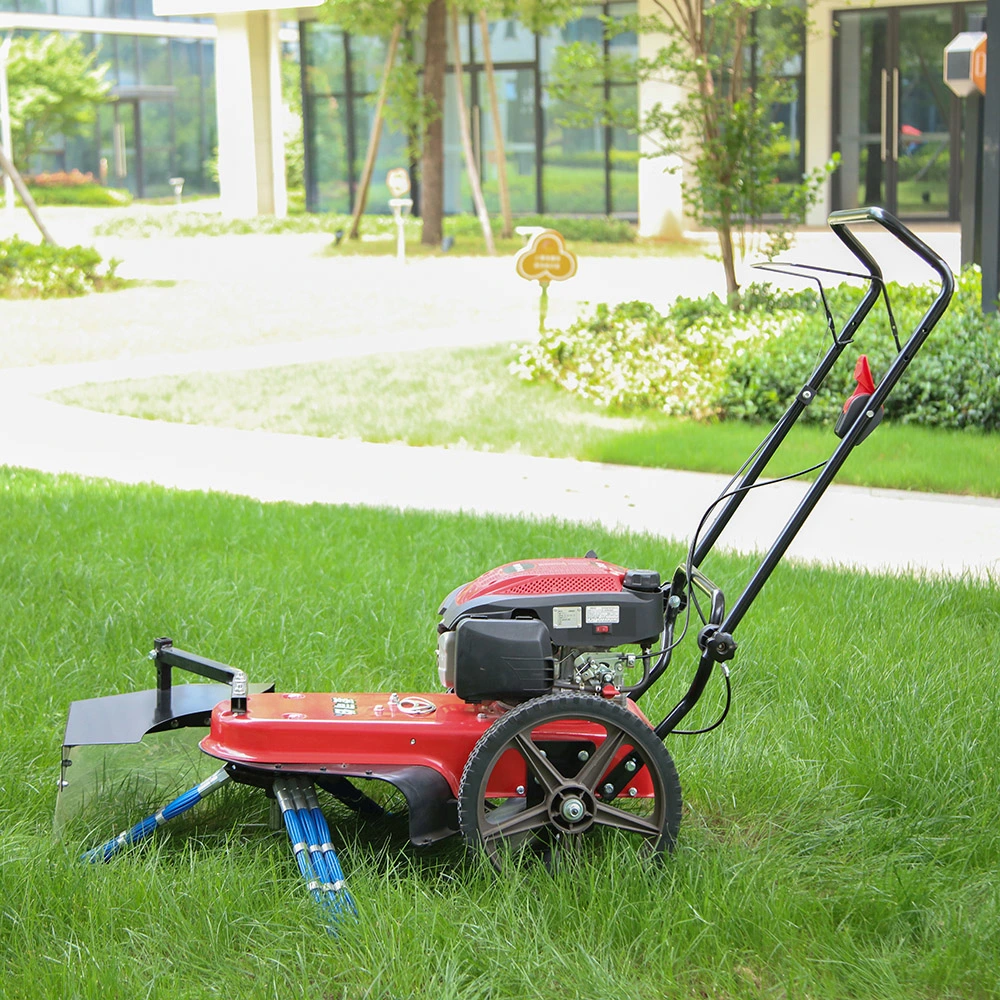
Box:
(1, 209), (995, 581)
(1, 332), (997, 583)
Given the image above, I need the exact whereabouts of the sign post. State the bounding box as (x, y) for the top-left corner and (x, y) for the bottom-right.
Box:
(386, 167), (412, 262)
(514, 229), (578, 333)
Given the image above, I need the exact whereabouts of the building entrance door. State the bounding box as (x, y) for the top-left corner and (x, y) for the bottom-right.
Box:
(99, 100), (141, 197)
(833, 5), (966, 219)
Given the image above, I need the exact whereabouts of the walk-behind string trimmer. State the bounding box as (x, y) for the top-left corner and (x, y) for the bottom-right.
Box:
(60, 209), (954, 928)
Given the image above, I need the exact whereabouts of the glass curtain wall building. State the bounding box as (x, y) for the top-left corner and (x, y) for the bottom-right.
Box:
(300, 2), (640, 218)
(0, 0), (217, 198)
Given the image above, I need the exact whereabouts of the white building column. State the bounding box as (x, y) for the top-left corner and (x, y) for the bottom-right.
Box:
(804, 1), (837, 226)
(214, 9), (287, 217)
(636, 0), (687, 238)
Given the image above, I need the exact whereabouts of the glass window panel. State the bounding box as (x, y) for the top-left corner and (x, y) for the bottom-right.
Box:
(475, 17), (534, 64)
(607, 1), (637, 57)
(64, 130), (98, 178)
(446, 12), (473, 67)
(543, 92), (605, 213)
(304, 24), (345, 95)
(349, 34), (388, 95)
(58, 0), (93, 16)
(117, 36), (138, 87)
(201, 40), (217, 192)
(477, 67), (537, 213)
(308, 93), (350, 213)
(557, 6), (604, 46)
(357, 112), (411, 215)
(139, 36), (170, 86)
(115, 0), (135, 17)
(134, 0), (155, 19)
(171, 39), (203, 187)
(610, 115), (637, 214)
(442, 70), (472, 215)
(0, 0), (17, 11)
(140, 100), (173, 195)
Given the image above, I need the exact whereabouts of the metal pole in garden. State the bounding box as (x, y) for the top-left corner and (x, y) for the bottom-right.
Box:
(0, 34), (14, 218)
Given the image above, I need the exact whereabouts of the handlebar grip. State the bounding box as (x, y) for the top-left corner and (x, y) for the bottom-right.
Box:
(828, 206), (954, 293)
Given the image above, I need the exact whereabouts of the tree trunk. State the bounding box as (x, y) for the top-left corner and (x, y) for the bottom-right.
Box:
(717, 216), (739, 302)
(478, 10), (512, 239)
(347, 22), (402, 241)
(451, 9), (494, 254)
(0, 143), (56, 245)
(420, 0), (446, 246)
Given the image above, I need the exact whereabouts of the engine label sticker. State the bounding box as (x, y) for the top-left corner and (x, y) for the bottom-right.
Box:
(586, 605), (621, 624)
(552, 606), (582, 629)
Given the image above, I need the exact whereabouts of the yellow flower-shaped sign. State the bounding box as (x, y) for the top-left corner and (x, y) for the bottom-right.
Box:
(515, 230), (578, 284)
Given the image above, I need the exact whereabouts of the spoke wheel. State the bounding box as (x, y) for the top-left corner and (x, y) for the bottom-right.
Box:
(458, 692), (681, 871)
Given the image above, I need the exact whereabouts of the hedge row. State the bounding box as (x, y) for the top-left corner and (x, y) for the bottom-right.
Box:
(513, 269), (1000, 431)
(0, 238), (122, 298)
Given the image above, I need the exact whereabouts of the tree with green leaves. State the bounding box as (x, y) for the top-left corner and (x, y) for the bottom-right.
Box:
(5, 34), (110, 171)
(550, 0), (835, 302)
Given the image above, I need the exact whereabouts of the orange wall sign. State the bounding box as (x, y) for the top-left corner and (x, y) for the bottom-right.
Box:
(515, 230), (578, 284)
(973, 34), (987, 96)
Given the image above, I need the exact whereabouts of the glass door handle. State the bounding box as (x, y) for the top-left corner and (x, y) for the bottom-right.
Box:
(880, 68), (888, 163)
(892, 67), (900, 162)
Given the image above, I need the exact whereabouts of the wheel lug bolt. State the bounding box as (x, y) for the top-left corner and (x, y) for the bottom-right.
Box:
(516, 785), (525, 795)
(577, 750), (590, 762)
(603, 783), (614, 797)
(628, 787), (637, 797)
(625, 760), (636, 772)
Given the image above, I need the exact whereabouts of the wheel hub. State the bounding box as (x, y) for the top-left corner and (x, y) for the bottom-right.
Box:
(550, 786), (595, 832)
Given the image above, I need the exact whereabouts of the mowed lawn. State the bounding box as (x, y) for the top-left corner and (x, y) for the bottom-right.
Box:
(56, 343), (1000, 498)
(1, 467), (998, 999)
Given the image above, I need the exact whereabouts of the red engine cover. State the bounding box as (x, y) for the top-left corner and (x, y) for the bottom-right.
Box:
(455, 558), (626, 606)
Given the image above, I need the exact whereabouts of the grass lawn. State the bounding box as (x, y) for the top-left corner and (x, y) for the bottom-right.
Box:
(55, 343), (1000, 498)
(0, 467), (997, 999)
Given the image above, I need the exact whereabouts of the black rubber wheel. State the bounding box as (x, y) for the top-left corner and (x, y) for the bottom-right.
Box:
(458, 692), (682, 870)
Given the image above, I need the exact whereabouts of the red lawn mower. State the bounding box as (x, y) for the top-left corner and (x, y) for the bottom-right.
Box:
(60, 209), (954, 923)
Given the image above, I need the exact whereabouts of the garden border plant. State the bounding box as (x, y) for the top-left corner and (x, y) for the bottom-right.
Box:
(0, 237), (124, 298)
(513, 268), (1000, 432)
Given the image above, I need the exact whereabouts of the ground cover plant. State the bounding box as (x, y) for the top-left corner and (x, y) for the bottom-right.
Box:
(516, 269), (1000, 431)
(55, 343), (1000, 498)
(0, 467), (997, 999)
(92, 209), (695, 257)
(0, 237), (123, 298)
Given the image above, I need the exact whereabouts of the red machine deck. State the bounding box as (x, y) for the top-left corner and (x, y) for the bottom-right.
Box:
(200, 691), (657, 797)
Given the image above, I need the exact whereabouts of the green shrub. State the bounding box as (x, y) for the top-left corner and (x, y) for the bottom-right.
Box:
(719, 268), (1000, 430)
(511, 288), (798, 417)
(25, 184), (132, 207)
(515, 270), (1000, 430)
(442, 213), (635, 243)
(0, 238), (122, 298)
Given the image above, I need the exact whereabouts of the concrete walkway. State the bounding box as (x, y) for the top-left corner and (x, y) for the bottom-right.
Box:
(1, 331), (997, 583)
(0, 208), (995, 581)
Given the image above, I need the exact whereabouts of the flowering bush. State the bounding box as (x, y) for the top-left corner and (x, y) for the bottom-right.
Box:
(26, 169), (95, 187)
(514, 274), (1000, 431)
(511, 287), (807, 418)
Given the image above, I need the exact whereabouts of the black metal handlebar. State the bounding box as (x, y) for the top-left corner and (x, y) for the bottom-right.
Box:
(652, 208), (955, 739)
(828, 206), (954, 302)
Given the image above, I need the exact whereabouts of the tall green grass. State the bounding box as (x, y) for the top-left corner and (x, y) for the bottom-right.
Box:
(56, 344), (1000, 498)
(1, 467), (997, 999)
